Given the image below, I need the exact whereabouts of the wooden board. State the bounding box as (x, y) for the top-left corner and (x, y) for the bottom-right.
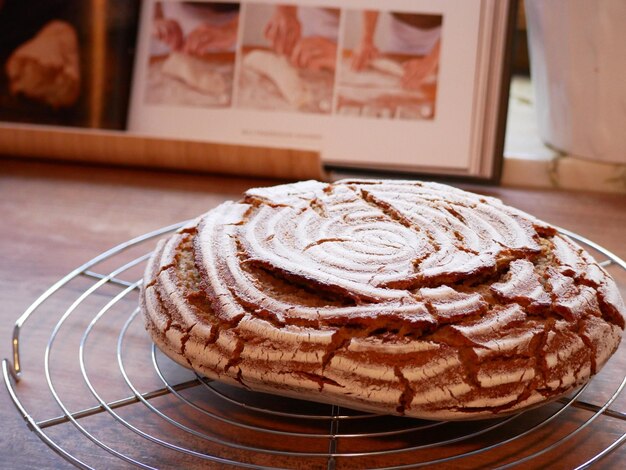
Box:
(0, 124), (326, 181)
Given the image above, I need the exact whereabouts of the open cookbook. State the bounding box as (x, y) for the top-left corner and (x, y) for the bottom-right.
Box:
(128, 0), (515, 182)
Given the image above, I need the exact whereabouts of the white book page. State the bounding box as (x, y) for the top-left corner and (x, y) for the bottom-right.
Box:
(128, 0), (494, 176)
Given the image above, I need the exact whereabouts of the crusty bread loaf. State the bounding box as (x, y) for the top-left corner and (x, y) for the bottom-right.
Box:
(5, 20), (80, 108)
(141, 180), (625, 420)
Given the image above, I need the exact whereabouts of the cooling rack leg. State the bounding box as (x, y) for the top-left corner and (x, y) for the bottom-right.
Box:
(3, 359), (30, 425)
(3, 357), (18, 382)
(2, 359), (93, 469)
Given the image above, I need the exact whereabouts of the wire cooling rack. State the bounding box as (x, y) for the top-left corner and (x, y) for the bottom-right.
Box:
(3, 223), (626, 469)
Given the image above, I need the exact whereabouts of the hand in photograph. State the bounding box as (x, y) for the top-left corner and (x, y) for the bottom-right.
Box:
(401, 40), (440, 90)
(153, 4), (183, 51)
(184, 17), (239, 55)
(350, 11), (379, 71)
(290, 36), (337, 71)
(264, 5), (301, 56)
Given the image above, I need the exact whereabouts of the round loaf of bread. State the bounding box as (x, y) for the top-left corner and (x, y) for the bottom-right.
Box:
(141, 180), (625, 420)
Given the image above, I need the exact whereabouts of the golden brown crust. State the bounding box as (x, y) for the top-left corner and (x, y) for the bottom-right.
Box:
(5, 20), (80, 108)
(140, 180), (625, 420)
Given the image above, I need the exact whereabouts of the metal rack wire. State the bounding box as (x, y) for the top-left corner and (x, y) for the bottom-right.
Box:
(3, 223), (626, 469)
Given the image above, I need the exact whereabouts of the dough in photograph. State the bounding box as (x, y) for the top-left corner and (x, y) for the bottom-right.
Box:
(370, 57), (404, 77)
(161, 51), (227, 95)
(242, 50), (310, 107)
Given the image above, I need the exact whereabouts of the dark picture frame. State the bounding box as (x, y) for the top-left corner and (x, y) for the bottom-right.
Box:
(0, 0), (140, 130)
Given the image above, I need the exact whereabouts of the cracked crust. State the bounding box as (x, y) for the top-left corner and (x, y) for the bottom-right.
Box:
(140, 180), (625, 420)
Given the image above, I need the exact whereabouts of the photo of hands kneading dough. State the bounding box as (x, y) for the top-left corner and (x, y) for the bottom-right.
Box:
(237, 4), (339, 114)
(145, 2), (239, 108)
(337, 10), (442, 120)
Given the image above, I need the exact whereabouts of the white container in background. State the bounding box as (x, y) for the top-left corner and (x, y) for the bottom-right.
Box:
(525, 0), (626, 164)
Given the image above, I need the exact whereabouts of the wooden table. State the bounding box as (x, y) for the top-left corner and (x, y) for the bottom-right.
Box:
(1, 158), (624, 469)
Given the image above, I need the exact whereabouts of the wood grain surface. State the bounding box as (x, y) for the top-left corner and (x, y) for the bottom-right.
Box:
(0, 124), (326, 181)
(1, 158), (624, 469)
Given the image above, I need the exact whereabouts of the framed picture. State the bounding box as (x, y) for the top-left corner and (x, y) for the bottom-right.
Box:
(0, 0), (140, 130)
(128, 0), (516, 182)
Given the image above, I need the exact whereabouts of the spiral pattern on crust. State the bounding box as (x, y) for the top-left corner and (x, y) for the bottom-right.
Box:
(142, 179), (625, 419)
(196, 180), (553, 325)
